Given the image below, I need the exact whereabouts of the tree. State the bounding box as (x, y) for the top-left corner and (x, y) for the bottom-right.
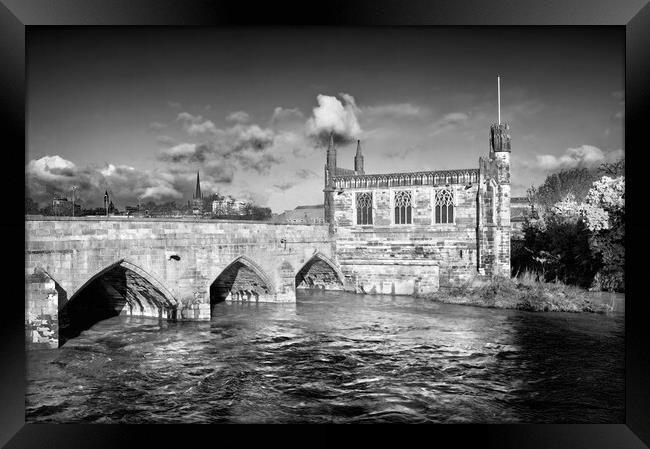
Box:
(527, 167), (601, 212)
(515, 174), (625, 292)
(25, 197), (41, 215)
(250, 206), (272, 221)
(518, 193), (601, 288)
(581, 176), (625, 291)
(598, 158), (625, 177)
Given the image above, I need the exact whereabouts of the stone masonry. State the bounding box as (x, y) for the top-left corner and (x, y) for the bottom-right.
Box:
(25, 123), (512, 348)
(25, 217), (339, 347)
(324, 122), (512, 294)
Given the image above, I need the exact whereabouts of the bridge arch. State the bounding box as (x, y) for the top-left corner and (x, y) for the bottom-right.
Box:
(59, 259), (178, 346)
(295, 252), (345, 290)
(210, 255), (276, 305)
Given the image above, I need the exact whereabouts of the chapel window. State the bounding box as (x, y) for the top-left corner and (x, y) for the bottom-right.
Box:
(434, 189), (454, 224)
(356, 192), (373, 225)
(394, 190), (412, 225)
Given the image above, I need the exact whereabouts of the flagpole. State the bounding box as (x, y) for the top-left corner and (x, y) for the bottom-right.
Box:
(498, 75), (501, 125)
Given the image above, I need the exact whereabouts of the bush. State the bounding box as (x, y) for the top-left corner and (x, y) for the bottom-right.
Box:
(514, 174), (625, 292)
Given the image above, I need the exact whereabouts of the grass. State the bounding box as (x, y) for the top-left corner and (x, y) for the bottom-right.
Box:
(425, 271), (614, 313)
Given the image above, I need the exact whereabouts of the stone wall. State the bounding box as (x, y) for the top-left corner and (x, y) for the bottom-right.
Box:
(25, 217), (335, 347)
(333, 184), (481, 293)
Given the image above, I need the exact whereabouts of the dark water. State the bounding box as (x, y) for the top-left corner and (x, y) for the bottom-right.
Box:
(26, 290), (624, 423)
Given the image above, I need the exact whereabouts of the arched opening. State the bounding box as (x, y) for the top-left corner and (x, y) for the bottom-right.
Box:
(295, 253), (345, 290)
(59, 261), (176, 346)
(210, 257), (274, 306)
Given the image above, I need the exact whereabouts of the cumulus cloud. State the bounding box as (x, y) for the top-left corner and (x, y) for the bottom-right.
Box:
(271, 107), (303, 123)
(27, 155), (77, 182)
(306, 93), (362, 146)
(157, 121), (281, 175)
(536, 145), (624, 171)
(176, 112), (218, 135)
(26, 156), (189, 207)
(226, 110), (251, 123)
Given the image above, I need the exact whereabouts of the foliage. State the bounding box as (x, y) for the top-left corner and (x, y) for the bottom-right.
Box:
(25, 197), (41, 215)
(514, 173), (625, 292)
(581, 176), (625, 291)
(527, 167), (601, 212)
(518, 197), (601, 288)
(431, 272), (612, 313)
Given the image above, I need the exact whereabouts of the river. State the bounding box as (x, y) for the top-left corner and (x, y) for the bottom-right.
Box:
(26, 290), (624, 423)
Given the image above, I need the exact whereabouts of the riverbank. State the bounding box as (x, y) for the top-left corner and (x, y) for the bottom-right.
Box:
(425, 275), (618, 313)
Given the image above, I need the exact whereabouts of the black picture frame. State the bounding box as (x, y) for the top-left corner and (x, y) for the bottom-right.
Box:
(2, 1), (649, 447)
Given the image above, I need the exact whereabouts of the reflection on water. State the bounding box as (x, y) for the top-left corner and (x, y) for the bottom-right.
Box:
(26, 290), (624, 423)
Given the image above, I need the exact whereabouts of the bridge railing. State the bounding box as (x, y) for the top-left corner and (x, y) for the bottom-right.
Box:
(24, 215), (328, 226)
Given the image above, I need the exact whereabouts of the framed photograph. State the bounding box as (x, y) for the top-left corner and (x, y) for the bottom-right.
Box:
(2, 0), (649, 447)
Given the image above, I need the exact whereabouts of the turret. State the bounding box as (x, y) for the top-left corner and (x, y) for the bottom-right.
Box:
(323, 132), (337, 227)
(354, 139), (364, 174)
(489, 122), (511, 184)
(326, 132), (337, 173)
(478, 76), (512, 277)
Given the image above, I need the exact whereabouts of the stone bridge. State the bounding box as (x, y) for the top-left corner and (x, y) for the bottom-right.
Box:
(25, 216), (347, 347)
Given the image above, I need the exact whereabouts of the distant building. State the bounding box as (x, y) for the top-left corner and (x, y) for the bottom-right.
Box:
(52, 194), (72, 216)
(212, 197), (247, 216)
(275, 204), (325, 224)
(125, 205), (144, 217)
(51, 193), (82, 216)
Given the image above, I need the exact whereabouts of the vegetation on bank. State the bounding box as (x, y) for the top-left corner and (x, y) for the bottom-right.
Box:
(426, 273), (614, 313)
(512, 161), (625, 293)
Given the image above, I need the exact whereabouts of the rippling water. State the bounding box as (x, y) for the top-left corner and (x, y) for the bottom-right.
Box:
(26, 290), (624, 423)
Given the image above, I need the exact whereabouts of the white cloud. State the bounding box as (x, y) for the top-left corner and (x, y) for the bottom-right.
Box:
(27, 155), (77, 181)
(305, 93), (362, 145)
(176, 112), (218, 135)
(536, 145), (624, 171)
(271, 107), (303, 122)
(226, 110), (251, 123)
(140, 184), (183, 201)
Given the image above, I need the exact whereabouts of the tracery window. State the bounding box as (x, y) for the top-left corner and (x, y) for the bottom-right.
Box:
(434, 189), (454, 224)
(394, 190), (412, 224)
(356, 192), (373, 225)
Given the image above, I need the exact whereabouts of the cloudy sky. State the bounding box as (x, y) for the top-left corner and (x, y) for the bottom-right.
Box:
(27, 27), (624, 213)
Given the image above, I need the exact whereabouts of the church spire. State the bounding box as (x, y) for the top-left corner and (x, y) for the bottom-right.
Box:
(194, 171), (202, 199)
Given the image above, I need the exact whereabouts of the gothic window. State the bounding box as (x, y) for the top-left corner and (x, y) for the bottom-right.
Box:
(394, 190), (412, 225)
(434, 189), (455, 224)
(356, 192), (373, 225)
